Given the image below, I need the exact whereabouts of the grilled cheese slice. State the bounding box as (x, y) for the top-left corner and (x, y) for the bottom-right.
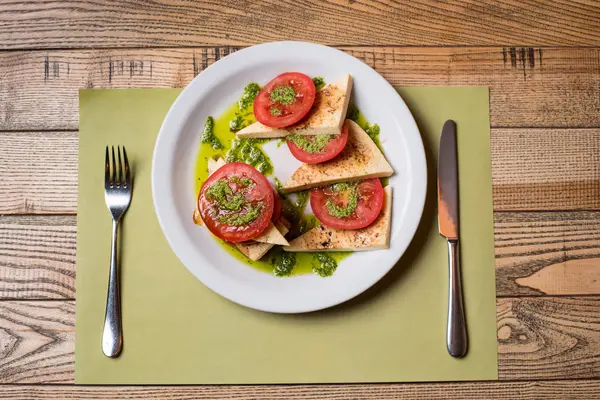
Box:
(284, 186), (392, 252)
(236, 220), (289, 261)
(194, 157), (288, 246)
(236, 74), (353, 138)
(282, 119), (394, 192)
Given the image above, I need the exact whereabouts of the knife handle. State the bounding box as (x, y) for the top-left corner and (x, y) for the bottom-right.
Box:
(446, 239), (467, 358)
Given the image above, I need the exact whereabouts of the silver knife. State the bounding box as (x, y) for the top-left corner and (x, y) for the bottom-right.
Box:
(437, 120), (468, 358)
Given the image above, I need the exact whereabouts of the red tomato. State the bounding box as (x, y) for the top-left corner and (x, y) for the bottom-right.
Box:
(286, 121), (349, 164)
(198, 162), (274, 242)
(272, 189), (282, 223)
(310, 179), (384, 230)
(254, 72), (316, 128)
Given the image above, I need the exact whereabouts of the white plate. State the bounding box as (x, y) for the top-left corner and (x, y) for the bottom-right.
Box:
(152, 42), (427, 313)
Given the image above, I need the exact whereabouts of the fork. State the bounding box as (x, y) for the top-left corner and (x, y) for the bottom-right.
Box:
(102, 146), (132, 358)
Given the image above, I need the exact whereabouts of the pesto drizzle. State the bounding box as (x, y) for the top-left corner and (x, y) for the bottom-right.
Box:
(200, 116), (223, 149)
(326, 182), (359, 218)
(312, 76), (325, 91)
(226, 138), (273, 175)
(312, 253), (338, 277)
(287, 134), (336, 154)
(272, 251), (297, 277)
(205, 177), (261, 226)
(230, 82), (261, 132)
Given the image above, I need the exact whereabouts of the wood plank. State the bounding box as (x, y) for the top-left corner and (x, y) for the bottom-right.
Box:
(0, 131), (78, 214)
(497, 296), (600, 380)
(0, 301), (74, 384)
(0, 297), (598, 383)
(1, 1), (599, 49)
(0, 215), (76, 299)
(492, 128), (600, 210)
(495, 211), (600, 296)
(1, 47), (600, 131)
(1, 380), (600, 400)
(2, 128), (599, 215)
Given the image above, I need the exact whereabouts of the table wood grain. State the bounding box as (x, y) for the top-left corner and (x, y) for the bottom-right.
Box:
(0, 1), (599, 398)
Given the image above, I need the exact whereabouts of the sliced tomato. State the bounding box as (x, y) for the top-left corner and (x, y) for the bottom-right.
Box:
(310, 179), (384, 230)
(198, 162), (274, 243)
(272, 189), (282, 223)
(254, 72), (316, 128)
(286, 121), (349, 164)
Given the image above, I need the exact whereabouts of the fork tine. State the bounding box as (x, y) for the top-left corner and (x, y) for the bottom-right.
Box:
(111, 146), (116, 187)
(117, 146), (123, 186)
(105, 146), (110, 188)
(122, 146), (131, 187)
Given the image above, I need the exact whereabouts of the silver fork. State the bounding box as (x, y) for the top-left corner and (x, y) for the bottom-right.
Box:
(102, 146), (132, 358)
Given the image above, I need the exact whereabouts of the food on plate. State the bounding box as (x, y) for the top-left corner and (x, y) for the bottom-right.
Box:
(282, 119), (393, 192)
(237, 74), (353, 138)
(253, 72), (316, 128)
(286, 120), (349, 164)
(194, 71), (393, 277)
(285, 186), (392, 252)
(198, 162), (274, 243)
(237, 220), (290, 261)
(310, 178), (384, 230)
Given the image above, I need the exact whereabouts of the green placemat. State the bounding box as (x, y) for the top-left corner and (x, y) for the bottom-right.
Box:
(76, 87), (497, 384)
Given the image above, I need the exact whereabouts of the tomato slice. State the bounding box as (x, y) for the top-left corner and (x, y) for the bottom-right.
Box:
(310, 179), (384, 230)
(254, 72), (316, 128)
(286, 120), (349, 164)
(272, 189), (282, 223)
(198, 162), (274, 243)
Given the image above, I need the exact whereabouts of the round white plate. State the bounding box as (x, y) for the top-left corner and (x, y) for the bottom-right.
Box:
(152, 42), (427, 313)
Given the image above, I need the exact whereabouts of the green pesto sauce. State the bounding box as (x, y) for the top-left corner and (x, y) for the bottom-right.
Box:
(200, 116), (223, 149)
(230, 82), (261, 132)
(226, 137), (273, 175)
(287, 133), (336, 154)
(270, 85), (296, 105)
(326, 182), (359, 218)
(312, 76), (325, 91)
(194, 83), (352, 278)
(348, 104), (381, 150)
(313, 253), (338, 277)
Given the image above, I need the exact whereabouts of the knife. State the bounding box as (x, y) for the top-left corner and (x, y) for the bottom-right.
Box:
(438, 119), (468, 358)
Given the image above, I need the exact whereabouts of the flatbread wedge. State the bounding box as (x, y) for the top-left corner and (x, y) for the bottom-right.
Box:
(236, 74), (353, 139)
(284, 186), (392, 252)
(282, 119), (394, 192)
(236, 220), (289, 261)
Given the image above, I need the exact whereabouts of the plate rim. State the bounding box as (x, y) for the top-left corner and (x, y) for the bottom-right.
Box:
(152, 41), (427, 313)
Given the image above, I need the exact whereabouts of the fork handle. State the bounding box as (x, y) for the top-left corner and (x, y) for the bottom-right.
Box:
(102, 219), (123, 358)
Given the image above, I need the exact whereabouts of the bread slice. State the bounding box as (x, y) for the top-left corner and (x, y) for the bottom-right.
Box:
(282, 119), (394, 192)
(237, 220), (289, 261)
(284, 186), (392, 252)
(194, 157), (288, 246)
(236, 74), (353, 139)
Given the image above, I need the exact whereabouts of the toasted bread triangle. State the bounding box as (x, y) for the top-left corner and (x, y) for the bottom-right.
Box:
(236, 219), (289, 260)
(282, 119), (394, 192)
(284, 186), (392, 252)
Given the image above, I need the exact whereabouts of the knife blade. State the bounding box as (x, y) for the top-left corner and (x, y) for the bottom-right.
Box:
(437, 119), (468, 358)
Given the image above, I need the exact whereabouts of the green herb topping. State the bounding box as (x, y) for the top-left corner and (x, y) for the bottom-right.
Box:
(312, 76), (325, 91)
(270, 106), (282, 116)
(226, 138), (273, 175)
(230, 82), (261, 132)
(313, 253), (338, 277)
(238, 82), (261, 110)
(270, 85), (296, 105)
(200, 116), (223, 149)
(287, 134), (336, 154)
(326, 182), (359, 218)
(273, 252), (297, 277)
(205, 177), (262, 226)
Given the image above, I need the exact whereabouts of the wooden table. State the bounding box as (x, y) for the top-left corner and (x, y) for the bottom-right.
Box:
(1, 1), (599, 398)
